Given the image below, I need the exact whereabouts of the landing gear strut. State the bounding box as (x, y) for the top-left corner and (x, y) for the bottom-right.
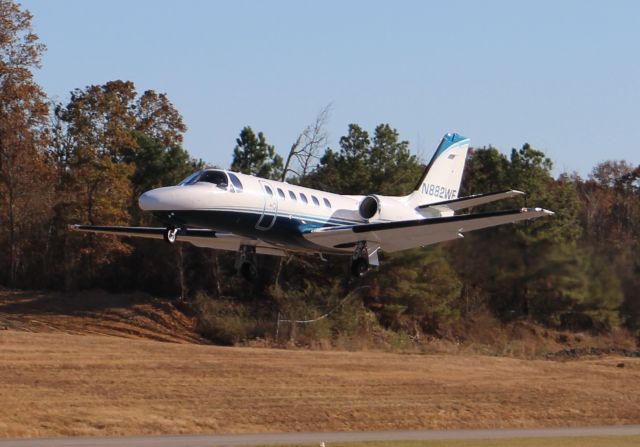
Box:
(163, 227), (178, 244)
(350, 241), (379, 277)
(235, 245), (257, 281)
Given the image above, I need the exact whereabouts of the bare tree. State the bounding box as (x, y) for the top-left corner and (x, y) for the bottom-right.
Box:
(280, 103), (332, 182)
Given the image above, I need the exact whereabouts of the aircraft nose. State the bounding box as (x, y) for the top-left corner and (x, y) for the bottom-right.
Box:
(138, 185), (211, 211)
(138, 189), (161, 211)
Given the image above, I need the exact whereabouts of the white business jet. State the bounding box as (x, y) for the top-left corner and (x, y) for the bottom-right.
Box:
(70, 133), (553, 279)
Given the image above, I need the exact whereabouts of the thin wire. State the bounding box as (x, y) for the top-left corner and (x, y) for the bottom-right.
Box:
(278, 286), (370, 324)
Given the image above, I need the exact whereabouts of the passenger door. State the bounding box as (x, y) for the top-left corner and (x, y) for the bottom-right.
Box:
(255, 180), (279, 230)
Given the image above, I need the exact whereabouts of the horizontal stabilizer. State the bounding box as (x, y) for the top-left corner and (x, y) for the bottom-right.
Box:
(418, 189), (525, 212)
(303, 208), (554, 253)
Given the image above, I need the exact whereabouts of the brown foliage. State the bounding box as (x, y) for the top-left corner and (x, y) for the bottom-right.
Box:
(0, 0), (53, 287)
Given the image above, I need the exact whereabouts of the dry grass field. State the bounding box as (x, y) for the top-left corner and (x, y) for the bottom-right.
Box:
(1, 289), (639, 439)
(1, 328), (639, 438)
(257, 438), (640, 447)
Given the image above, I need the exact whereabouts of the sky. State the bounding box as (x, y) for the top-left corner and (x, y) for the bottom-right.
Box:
(21, 0), (640, 177)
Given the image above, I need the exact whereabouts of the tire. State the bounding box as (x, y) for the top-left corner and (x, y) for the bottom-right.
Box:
(240, 262), (257, 281)
(351, 258), (369, 277)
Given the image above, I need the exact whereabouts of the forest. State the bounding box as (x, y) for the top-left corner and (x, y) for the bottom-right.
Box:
(1, 0), (639, 347)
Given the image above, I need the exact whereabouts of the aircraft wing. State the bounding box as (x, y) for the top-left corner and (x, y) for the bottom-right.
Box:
(68, 225), (286, 256)
(418, 189), (525, 212)
(303, 207), (553, 253)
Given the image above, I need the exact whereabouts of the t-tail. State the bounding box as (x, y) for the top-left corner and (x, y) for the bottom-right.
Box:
(407, 132), (470, 207)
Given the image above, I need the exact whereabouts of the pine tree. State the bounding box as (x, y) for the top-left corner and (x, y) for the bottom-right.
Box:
(231, 126), (283, 179)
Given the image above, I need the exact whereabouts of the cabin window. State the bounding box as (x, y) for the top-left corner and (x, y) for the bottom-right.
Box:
(264, 185), (274, 196)
(228, 173), (243, 192)
(288, 190), (297, 200)
(197, 170), (228, 188)
(300, 193), (308, 204)
(277, 188), (286, 199)
(323, 198), (332, 208)
(311, 195), (320, 206)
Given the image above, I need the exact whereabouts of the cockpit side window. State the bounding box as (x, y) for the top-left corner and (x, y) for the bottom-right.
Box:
(197, 170), (229, 188)
(228, 173), (243, 192)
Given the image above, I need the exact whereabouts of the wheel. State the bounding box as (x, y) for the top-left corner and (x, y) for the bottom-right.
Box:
(163, 227), (178, 244)
(240, 262), (258, 281)
(351, 258), (369, 277)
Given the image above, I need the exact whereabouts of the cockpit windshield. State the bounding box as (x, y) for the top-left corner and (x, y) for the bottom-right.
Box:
(178, 171), (202, 185)
(198, 170), (228, 187)
(178, 169), (229, 188)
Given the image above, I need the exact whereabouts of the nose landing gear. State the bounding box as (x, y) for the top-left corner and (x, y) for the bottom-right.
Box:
(163, 227), (179, 244)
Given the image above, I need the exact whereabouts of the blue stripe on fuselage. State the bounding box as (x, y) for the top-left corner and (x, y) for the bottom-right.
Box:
(152, 208), (355, 251)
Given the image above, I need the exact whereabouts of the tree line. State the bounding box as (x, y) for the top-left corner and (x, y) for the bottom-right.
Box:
(1, 0), (638, 344)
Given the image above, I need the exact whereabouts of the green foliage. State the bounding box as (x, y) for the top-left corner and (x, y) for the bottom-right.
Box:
(129, 132), (201, 193)
(306, 123), (422, 195)
(454, 144), (591, 328)
(369, 247), (462, 333)
(127, 132), (203, 223)
(194, 293), (263, 345)
(231, 126), (283, 179)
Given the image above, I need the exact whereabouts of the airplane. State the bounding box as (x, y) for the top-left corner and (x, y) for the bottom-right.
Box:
(70, 133), (554, 280)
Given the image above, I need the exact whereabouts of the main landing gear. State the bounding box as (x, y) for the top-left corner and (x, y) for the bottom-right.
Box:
(351, 241), (379, 278)
(351, 257), (369, 277)
(235, 245), (258, 281)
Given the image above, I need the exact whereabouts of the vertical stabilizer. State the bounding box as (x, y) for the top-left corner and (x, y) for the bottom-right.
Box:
(408, 133), (470, 206)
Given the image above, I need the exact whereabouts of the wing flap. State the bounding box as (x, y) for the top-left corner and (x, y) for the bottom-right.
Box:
(303, 208), (553, 253)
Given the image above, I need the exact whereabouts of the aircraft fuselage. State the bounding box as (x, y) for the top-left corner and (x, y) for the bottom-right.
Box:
(138, 171), (421, 254)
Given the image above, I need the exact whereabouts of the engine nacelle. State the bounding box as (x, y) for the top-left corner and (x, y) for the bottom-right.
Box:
(358, 195), (419, 222)
(358, 195), (380, 220)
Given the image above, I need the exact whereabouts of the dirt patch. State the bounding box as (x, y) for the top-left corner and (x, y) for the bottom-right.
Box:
(0, 289), (205, 344)
(1, 330), (639, 438)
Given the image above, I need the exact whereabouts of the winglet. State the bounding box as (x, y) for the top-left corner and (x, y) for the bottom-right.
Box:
(522, 207), (555, 216)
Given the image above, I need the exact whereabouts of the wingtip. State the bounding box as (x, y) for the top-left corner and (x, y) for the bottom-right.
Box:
(521, 207), (555, 216)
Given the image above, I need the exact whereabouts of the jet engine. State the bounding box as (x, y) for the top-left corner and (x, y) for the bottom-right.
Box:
(358, 195), (418, 222)
(358, 195), (380, 220)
